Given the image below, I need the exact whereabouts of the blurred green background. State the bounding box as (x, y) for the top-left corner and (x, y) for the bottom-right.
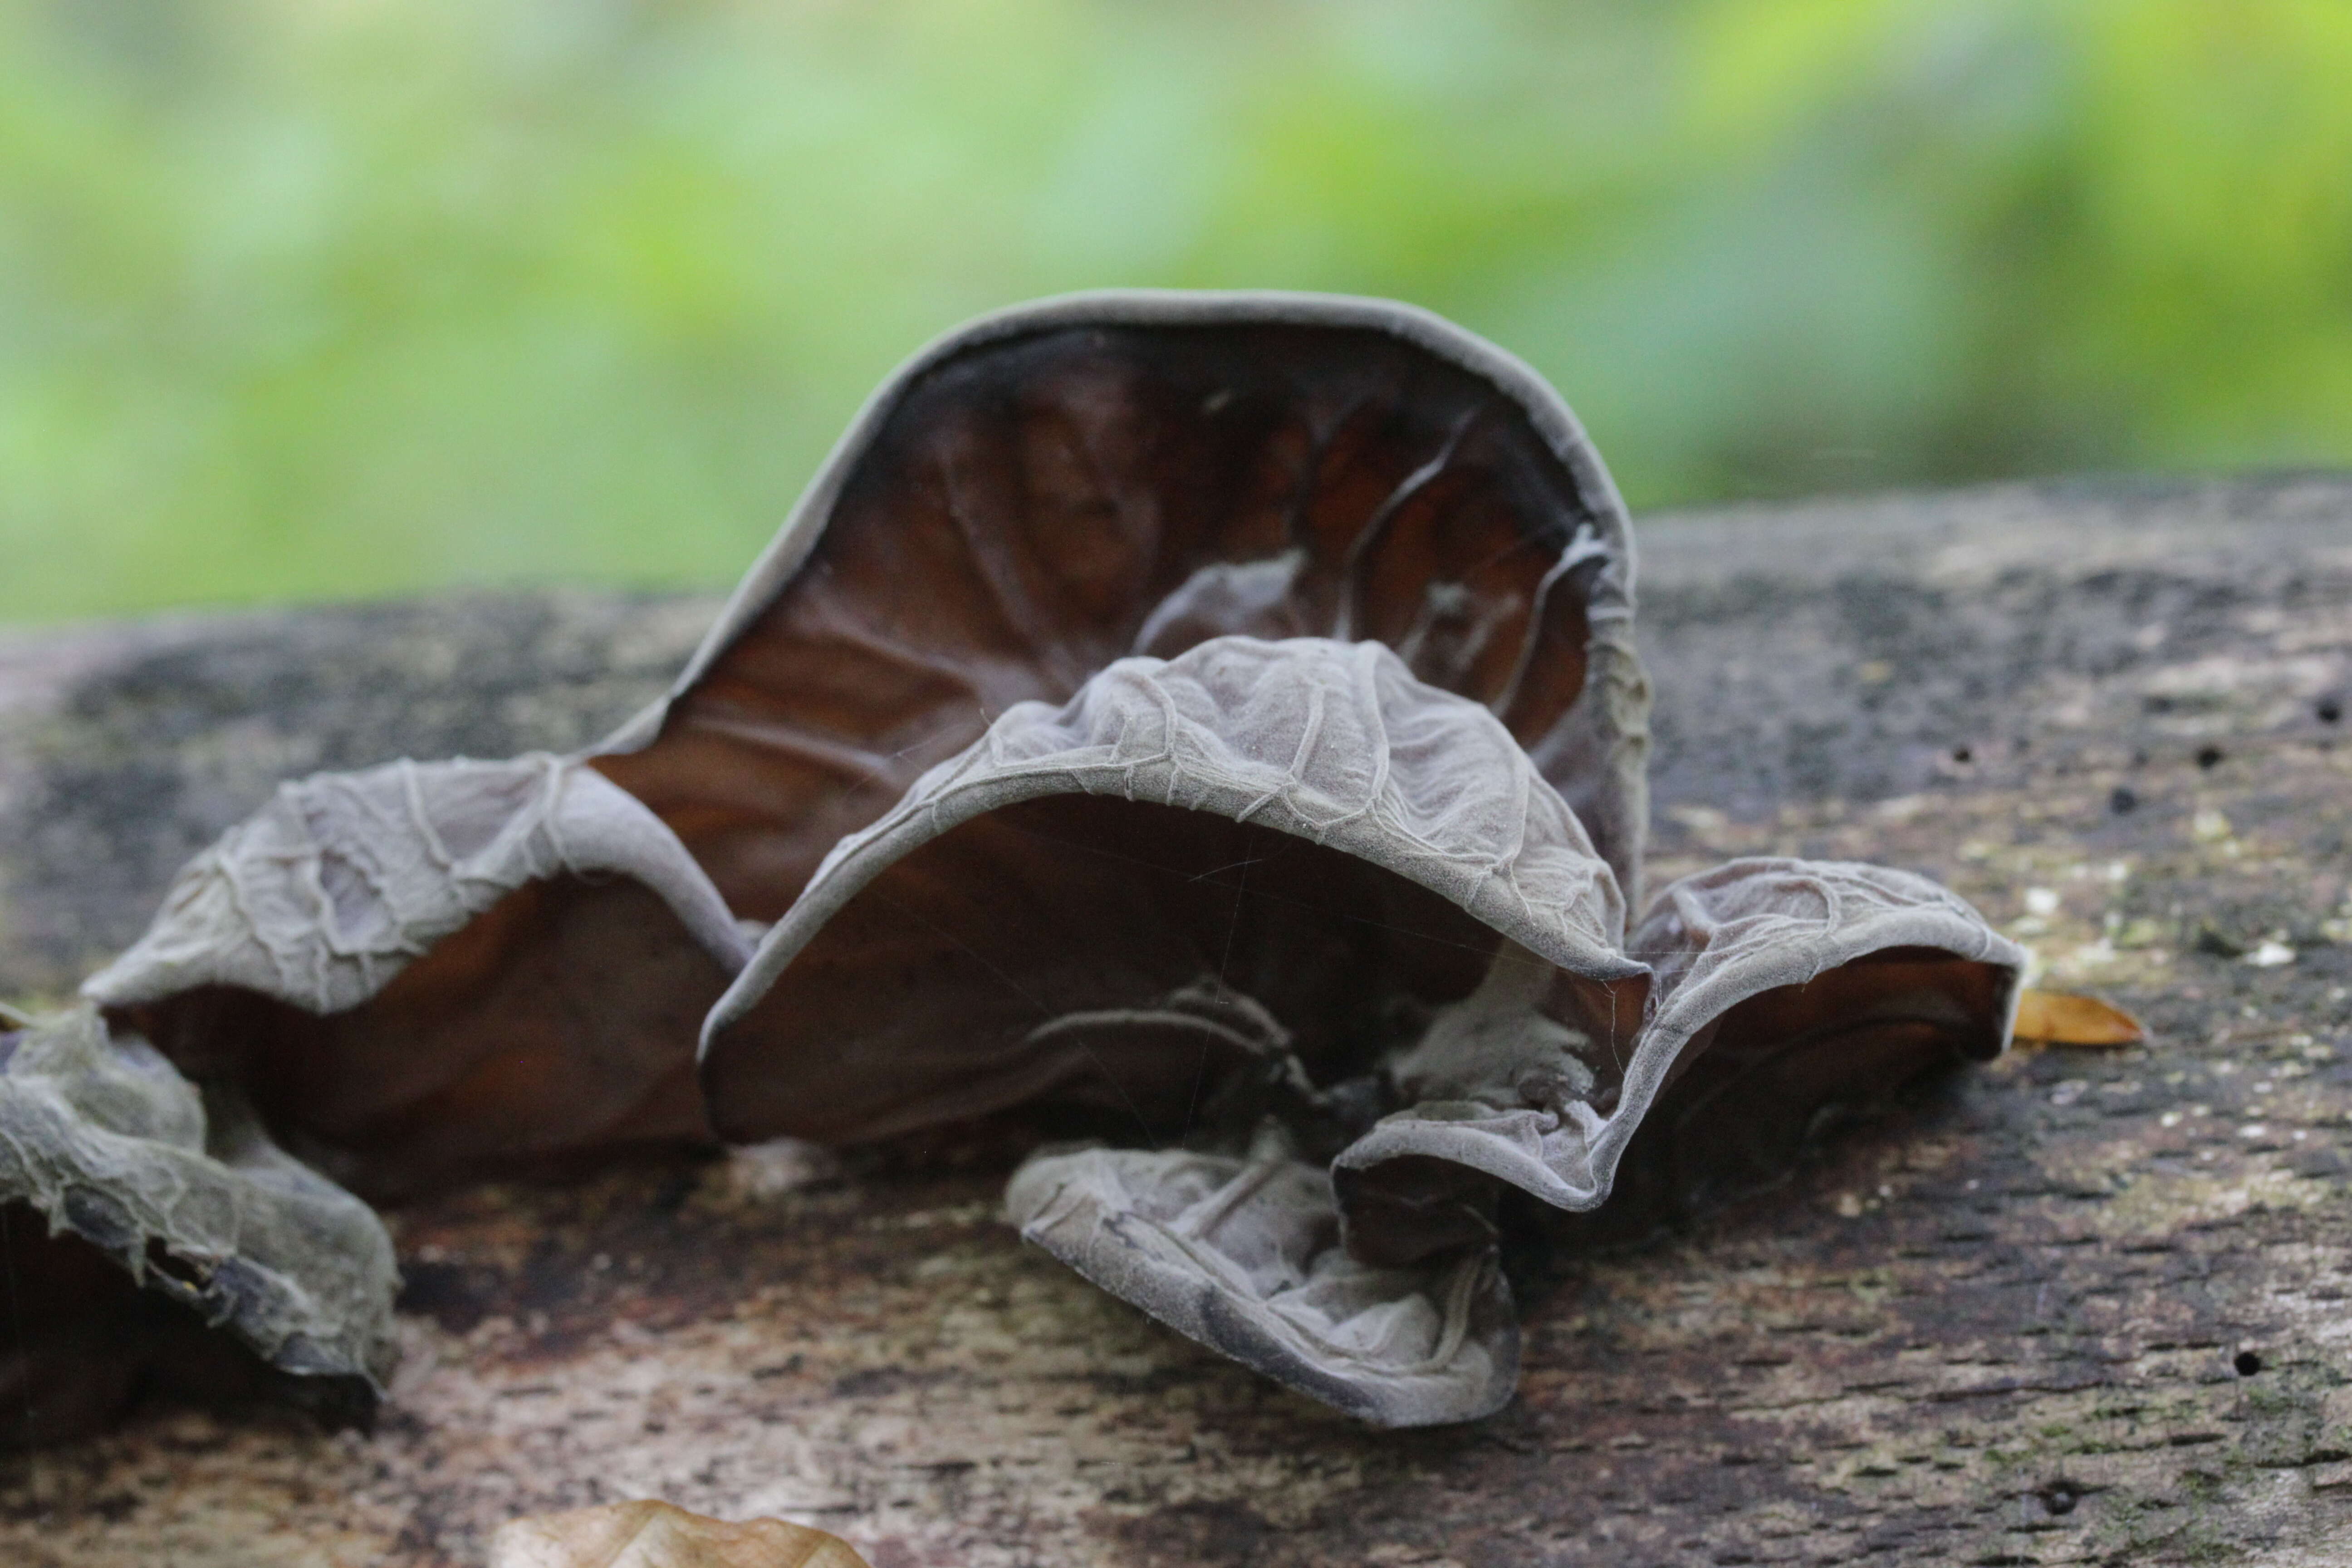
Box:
(4, 0), (2349, 623)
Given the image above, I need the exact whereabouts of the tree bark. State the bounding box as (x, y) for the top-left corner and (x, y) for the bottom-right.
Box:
(4, 475), (2350, 1567)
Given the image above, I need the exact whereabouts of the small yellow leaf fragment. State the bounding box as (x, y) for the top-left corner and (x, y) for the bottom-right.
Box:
(489, 1500), (872, 1568)
(2011, 988), (2146, 1049)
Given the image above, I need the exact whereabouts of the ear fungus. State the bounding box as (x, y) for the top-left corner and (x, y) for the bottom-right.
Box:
(65, 293), (2017, 1431)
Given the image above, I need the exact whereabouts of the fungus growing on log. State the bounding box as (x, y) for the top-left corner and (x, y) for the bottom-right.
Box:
(55, 291), (2024, 1433)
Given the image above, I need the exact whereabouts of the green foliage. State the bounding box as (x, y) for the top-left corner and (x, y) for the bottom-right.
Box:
(3, 0), (2348, 621)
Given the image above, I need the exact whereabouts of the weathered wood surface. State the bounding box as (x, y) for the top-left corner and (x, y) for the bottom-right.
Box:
(3, 476), (2351, 1567)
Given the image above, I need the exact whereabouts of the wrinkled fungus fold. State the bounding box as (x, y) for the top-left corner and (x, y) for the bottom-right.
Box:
(88, 755), (752, 1196)
(698, 637), (1635, 1150)
(51, 290), (2026, 1437)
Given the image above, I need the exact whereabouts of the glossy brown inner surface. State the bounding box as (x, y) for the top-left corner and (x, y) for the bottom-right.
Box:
(596, 322), (1604, 923)
(704, 795), (1504, 1148)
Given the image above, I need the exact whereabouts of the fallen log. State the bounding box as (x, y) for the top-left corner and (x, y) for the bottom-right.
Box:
(2, 474), (2348, 1567)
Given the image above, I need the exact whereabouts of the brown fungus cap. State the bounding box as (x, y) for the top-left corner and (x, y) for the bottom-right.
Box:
(86, 291), (1649, 1198)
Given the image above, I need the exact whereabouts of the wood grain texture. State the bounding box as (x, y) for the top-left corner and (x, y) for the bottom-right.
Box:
(3, 475), (2350, 1566)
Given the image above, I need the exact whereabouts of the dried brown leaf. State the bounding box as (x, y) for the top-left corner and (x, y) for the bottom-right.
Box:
(487, 1500), (869, 1568)
(2012, 987), (2146, 1048)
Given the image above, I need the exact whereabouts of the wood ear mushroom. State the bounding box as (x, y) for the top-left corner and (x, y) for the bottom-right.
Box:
(59, 292), (2020, 1434)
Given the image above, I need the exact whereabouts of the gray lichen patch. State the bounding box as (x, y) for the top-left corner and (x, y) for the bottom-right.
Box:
(0, 1005), (398, 1411)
